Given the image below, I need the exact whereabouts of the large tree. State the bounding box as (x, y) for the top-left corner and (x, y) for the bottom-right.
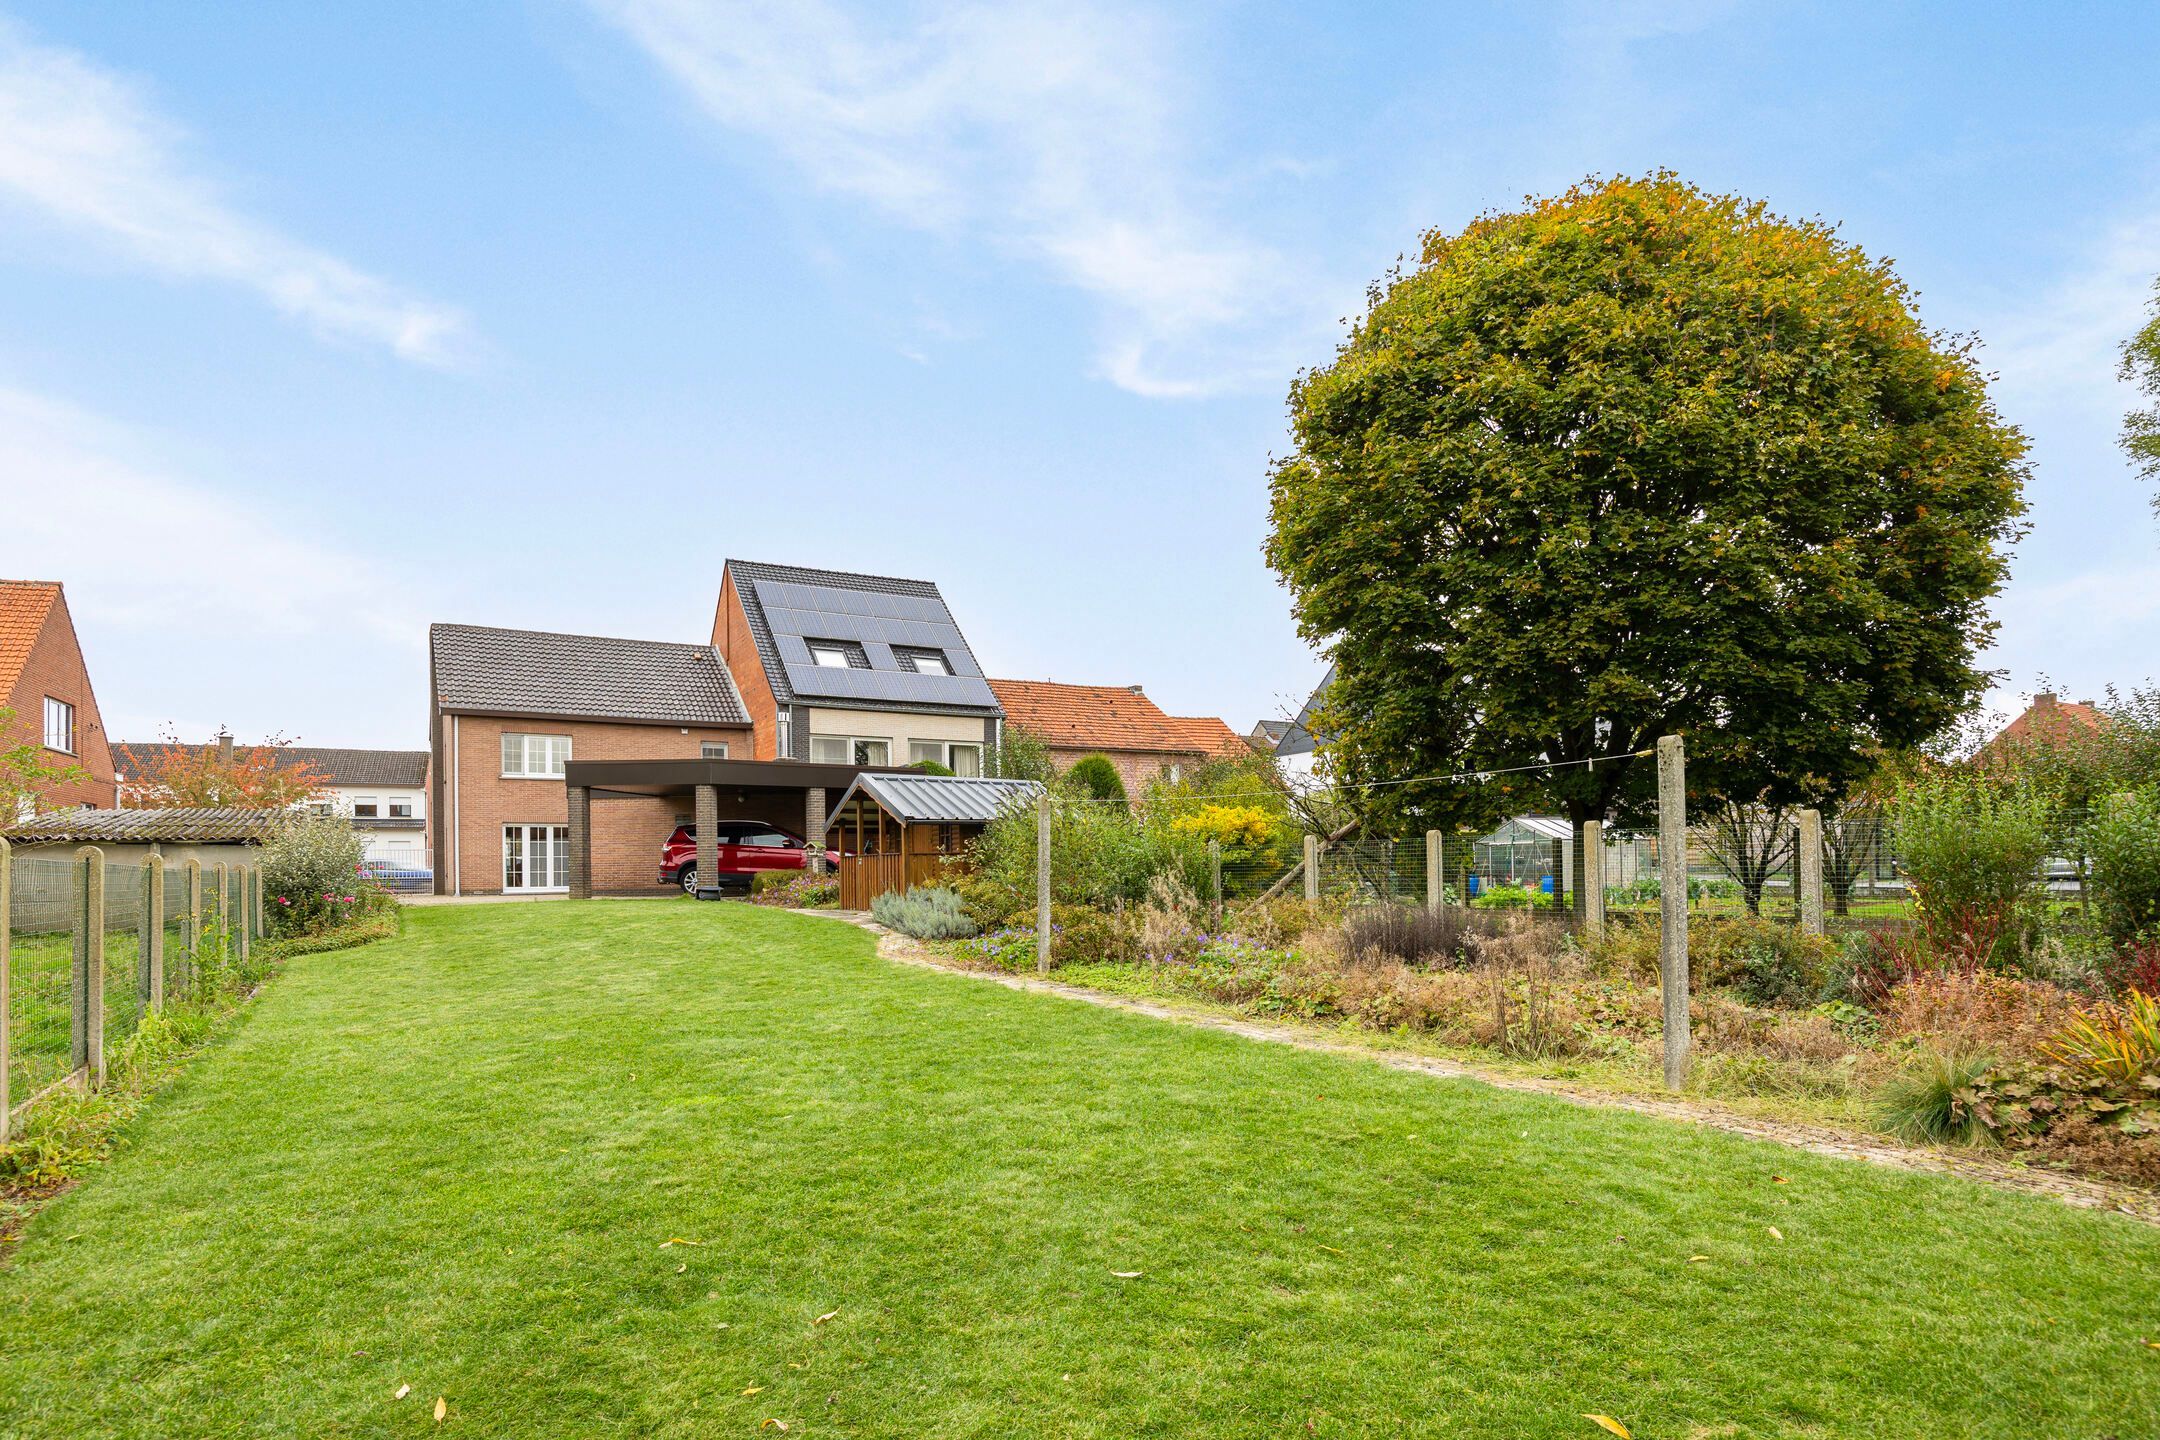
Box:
(1265, 173), (2029, 893)
(2123, 274), (2160, 521)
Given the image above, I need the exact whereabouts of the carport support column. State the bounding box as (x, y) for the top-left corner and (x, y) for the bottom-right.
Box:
(566, 785), (592, 900)
(804, 787), (827, 875)
(695, 784), (720, 896)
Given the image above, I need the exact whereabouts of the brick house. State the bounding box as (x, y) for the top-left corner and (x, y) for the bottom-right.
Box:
(113, 739), (431, 868)
(428, 624), (757, 895)
(1976, 692), (2106, 766)
(985, 678), (1246, 795)
(713, 560), (1004, 773)
(0, 579), (117, 814)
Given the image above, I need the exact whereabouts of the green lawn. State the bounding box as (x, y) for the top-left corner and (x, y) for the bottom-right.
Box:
(3, 902), (2157, 1439)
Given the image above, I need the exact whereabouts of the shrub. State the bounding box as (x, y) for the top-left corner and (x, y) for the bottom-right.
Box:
(870, 886), (979, 940)
(1825, 926), (1936, 1008)
(1693, 915), (1835, 1007)
(1066, 754), (1127, 803)
(2041, 989), (2160, 1087)
(1340, 903), (1503, 970)
(1170, 804), (1274, 851)
(748, 872), (839, 909)
(969, 797), (1208, 911)
(1881, 969), (2077, 1062)
(1875, 1048), (2000, 1145)
(1226, 895), (1325, 949)
(1890, 773), (2052, 967)
(1049, 903), (1142, 965)
(2101, 933), (2160, 999)
(955, 926), (1037, 972)
(2084, 787), (2160, 945)
(259, 813), (380, 936)
(908, 759), (956, 777)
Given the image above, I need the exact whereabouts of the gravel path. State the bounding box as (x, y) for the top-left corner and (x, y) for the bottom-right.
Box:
(806, 911), (2160, 1227)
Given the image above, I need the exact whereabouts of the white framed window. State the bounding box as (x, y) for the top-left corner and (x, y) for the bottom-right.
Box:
(907, 741), (982, 776)
(897, 649), (952, 675)
(811, 735), (890, 766)
(42, 696), (75, 754)
(503, 824), (570, 891)
(389, 798), (415, 819)
(352, 796), (380, 818)
(500, 732), (571, 778)
(808, 642), (853, 668)
(700, 741), (730, 760)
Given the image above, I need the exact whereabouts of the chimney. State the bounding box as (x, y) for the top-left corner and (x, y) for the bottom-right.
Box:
(1128, 685), (1144, 694)
(2032, 693), (2057, 712)
(217, 730), (235, 765)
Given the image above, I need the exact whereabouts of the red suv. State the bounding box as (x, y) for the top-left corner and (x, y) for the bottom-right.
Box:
(660, 822), (814, 893)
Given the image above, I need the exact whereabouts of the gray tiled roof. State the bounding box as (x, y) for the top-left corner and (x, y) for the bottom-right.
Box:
(826, 773), (1041, 828)
(2, 807), (276, 844)
(725, 559), (1001, 716)
(1275, 663), (1334, 757)
(113, 743), (429, 788)
(431, 624), (750, 726)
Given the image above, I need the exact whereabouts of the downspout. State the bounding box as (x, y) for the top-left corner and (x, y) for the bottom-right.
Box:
(451, 715), (462, 898)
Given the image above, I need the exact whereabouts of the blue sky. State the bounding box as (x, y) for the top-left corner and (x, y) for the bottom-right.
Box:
(0, 1), (2155, 750)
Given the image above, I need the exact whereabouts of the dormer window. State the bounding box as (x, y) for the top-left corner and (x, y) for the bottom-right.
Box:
(806, 639), (870, 669)
(894, 647), (951, 676)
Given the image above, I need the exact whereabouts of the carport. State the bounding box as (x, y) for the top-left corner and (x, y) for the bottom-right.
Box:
(561, 757), (904, 900)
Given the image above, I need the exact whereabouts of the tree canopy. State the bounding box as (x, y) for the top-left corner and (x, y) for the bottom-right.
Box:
(1265, 172), (2030, 839)
(121, 733), (327, 809)
(2121, 273), (2160, 521)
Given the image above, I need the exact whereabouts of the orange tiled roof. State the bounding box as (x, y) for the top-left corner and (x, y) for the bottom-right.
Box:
(0, 580), (62, 697)
(1981, 694), (2104, 759)
(988, 678), (1246, 757)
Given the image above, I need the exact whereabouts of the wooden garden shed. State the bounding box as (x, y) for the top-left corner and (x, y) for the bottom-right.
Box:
(823, 773), (1041, 909)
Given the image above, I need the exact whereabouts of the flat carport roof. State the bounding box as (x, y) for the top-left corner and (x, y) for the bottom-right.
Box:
(561, 757), (910, 899)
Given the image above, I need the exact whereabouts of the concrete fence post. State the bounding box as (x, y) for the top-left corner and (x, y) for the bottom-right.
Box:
(214, 862), (230, 973)
(143, 856), (164, 1013)
(184, 859), (202, 997)
(1035, 792), (1052, 975)
(1208, 840), (1223, 927)
(1425, 831), (1443, 911)
(1303, 833), (1320, 906)
(74, 846), (106, 1089)
(237, 866), (252, 971)
(1, 836), (12, 1137)
(1657, 736), (1690, 1089)
(1583, 819), (1606, 942)
(1798, 808), (1825, 937)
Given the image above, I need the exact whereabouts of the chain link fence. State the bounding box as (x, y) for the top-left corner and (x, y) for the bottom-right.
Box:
(2, 842), (266, 1138)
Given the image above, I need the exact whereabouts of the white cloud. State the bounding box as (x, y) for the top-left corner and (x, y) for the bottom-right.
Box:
(591, 0), (1316, 396)
(1982, 206), (2160, 405)
(0, 20), (474, 367)
(0, 385), (425, 654)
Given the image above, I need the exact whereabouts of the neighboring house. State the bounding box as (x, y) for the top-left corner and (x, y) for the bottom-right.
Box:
(985, 678), (1246, 794)
(429, 623), (755, 895)
(713, 560), (1003, 775)
(1270, 663), (1334, 785)
(1977, 692), (2105, 765)
(113, 740), (431, 869)
(1248, 719), (1292, 751)
(0, 579), (117, 813)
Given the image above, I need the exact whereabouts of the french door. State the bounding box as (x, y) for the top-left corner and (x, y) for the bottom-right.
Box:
(503, 824), (570, 891)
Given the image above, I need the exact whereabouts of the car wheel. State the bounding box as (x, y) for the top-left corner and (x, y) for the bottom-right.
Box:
(679, 867), (698, 894)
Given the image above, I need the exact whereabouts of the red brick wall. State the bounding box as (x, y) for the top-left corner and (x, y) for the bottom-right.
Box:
(1048, 746), (1200, 799)
(5, 590), (116, 810)
(441, 714), (754, 894)
(713, 572), (779, 759)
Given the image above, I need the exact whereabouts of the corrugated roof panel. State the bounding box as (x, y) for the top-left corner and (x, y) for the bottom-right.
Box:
(826, 774), (1042, 827)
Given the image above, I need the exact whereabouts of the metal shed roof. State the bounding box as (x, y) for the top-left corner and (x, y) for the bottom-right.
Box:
(824, 773), (1042, 828)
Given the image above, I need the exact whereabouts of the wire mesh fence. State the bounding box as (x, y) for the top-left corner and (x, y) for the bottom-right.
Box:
(3, 842), (266, 1138)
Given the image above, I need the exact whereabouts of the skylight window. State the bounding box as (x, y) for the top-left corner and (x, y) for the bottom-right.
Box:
(809, 642), (851, 668)
(895, 647), (952, 675)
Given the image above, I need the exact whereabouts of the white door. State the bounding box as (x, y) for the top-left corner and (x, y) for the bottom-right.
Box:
(503, 825), (570, 891)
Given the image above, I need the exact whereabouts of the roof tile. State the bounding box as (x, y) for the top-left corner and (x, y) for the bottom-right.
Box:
(0, 580), (62, 698)
(430, 624), (749, 727)
(986, 679), (1246, 758)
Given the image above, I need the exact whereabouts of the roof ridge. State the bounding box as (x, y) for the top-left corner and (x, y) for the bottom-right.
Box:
(430, 621), (715, 652)
(726, 558), (943, 595)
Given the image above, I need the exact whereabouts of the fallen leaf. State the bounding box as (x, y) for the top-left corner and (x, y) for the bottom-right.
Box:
(2141, 1338), (2160, 1351)
(814, 1309), (840, 1325)
(1110, 1271), (1143, 1279)
(660, 1237), (702, 1248)
(394, 1384), (411, 1400)
(1583, 1415), (1631, 1438)
(741, 1385), (763, 1396)
(433, 1396), (447, 1424)
(1687, 1255), (1708, 1263)
(1767, 1226), (1785, 1241)
(1772, 1176), (1787, 1184)
(789, 1362), (808, 1370)
(1318, 1245), (1344, 1255)
(676, 1264), (687, 1274)
(761, 1420), (789, 1432)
